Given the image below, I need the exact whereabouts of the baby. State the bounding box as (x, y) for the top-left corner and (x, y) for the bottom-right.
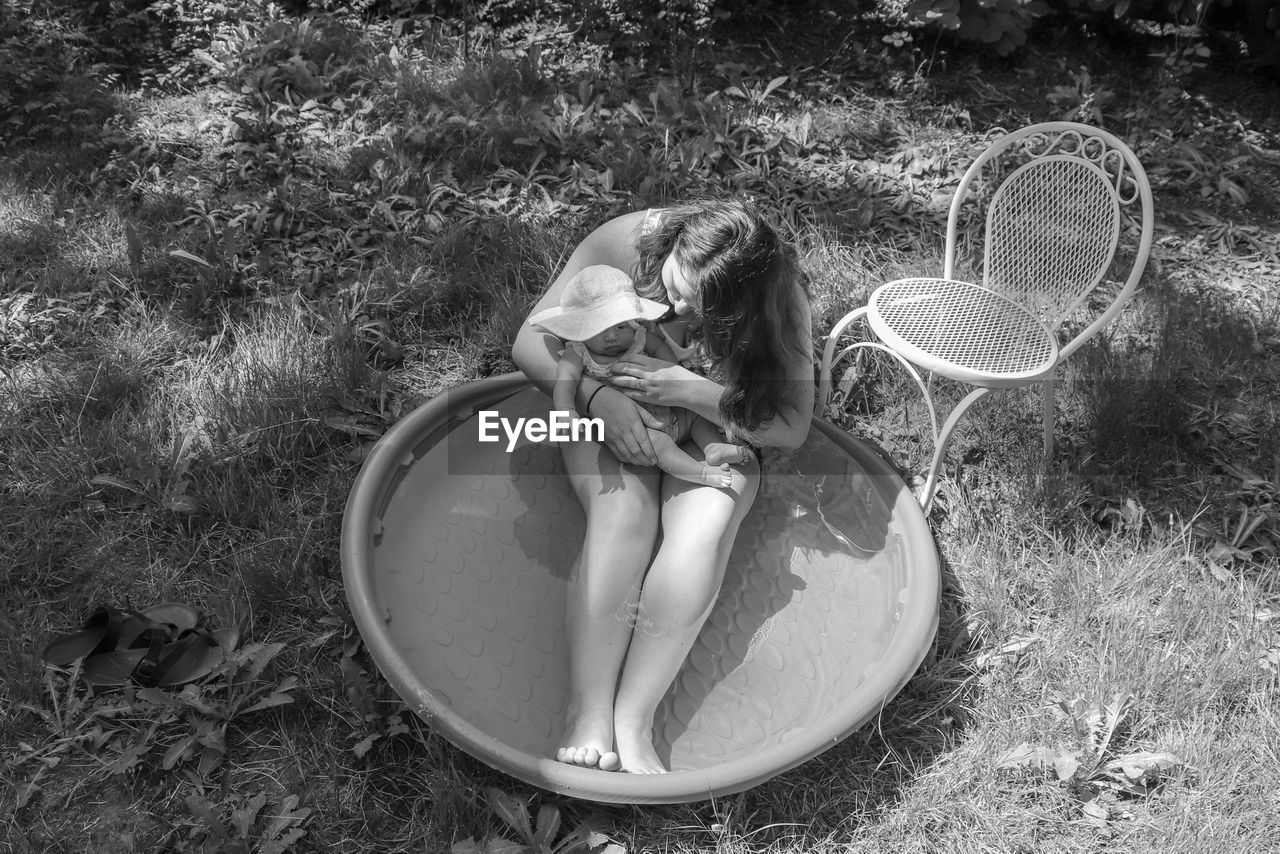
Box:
(529, 265), (750, 487)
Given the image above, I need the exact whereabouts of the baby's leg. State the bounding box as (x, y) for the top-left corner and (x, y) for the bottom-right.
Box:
(646, 429), (733, 488)
(689, 417), (752, 467)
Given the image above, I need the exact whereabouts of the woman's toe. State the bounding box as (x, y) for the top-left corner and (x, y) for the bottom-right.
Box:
(598, 751), (621, 772)
(556, 745), (609, 767)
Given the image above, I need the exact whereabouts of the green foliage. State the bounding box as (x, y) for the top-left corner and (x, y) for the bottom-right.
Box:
(998, 693), (1189, 831)
(905, 0), (1280, 65)
(905, 0), (1050, 55)
(580, 0), (726, 60)
(183, 790), (312, 853)
(1224, 0), (1280, 70)
(83, 8), (931, 331)
(208, 13), (379, 100)
(66, 0), (279, 88)
(0, 1), (115, 145)
(1059, 0), (1209, 20)
(452, 789), (624, 854)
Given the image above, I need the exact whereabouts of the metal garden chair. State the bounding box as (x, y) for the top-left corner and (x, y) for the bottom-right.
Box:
(818, 121), (1155, 513)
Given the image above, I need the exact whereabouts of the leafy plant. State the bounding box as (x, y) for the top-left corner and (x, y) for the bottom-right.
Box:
(0, 0), (117, 146)
(328, 615), (417, 758)
(998, 693), (1188, 830)
(12, 638), (293, 808)
(208, 14), (375, 103)
(0, 293), (81, 358)
(452, 789), (625, 854)
(89, 419), (209, 516)
(908, 0), (1280, 65)
(723, 74), (789, 113)
(905, 0), (1050, 56)
(1046, 65), (1115, 124)
(183, 790), (312, 853)
(1156, 140), (1253, 205)
(142, 642), (297, 780)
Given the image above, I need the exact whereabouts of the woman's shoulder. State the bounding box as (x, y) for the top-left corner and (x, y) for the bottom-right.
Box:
(581, 208), (661, 246)
(569, 209), (654, 270)
(639, 207), (666, 235)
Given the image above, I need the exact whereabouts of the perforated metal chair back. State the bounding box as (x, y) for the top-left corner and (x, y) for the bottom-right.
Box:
(944, 123), (1153, 360)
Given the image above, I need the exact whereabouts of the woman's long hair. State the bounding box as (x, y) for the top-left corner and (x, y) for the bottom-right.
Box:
(632, 198), (810, 440)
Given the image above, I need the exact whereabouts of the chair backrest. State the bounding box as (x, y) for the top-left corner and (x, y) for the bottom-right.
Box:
(943, 122), (1154, 361)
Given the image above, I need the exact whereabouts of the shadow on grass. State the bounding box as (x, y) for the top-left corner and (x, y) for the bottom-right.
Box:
(1068, 276), (1279, 515)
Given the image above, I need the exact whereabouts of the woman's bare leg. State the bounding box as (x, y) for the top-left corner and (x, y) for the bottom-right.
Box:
(611, 449), (761, 773)
(555, 440), (660, 770)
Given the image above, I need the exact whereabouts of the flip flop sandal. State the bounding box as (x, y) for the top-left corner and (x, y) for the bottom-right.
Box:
(115, 603), (199, 650)
(42, 603), (199, 667)
(82, 626), (240, 689)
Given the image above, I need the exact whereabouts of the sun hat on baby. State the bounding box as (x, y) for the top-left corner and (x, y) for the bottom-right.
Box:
(528, 265), (668, 341)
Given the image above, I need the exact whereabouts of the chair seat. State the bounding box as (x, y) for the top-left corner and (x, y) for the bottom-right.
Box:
(866, 278), (1060, 388)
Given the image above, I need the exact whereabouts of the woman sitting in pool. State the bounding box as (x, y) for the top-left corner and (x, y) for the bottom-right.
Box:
(512, 198), (813, 774)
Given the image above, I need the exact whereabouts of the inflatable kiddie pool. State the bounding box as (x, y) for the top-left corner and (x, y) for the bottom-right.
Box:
(341, 373), (939, 804)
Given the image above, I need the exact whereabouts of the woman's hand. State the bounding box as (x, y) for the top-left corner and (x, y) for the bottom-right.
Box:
(608, 354), (699, 409)
(589, 385), (667, 467)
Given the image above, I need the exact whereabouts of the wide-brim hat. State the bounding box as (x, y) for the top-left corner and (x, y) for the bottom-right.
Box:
(528, 264), (668, 341)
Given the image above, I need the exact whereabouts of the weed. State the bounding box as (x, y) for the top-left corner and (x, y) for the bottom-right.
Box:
(181, 790), (312, 853)
(998, 693), (1189, 833)
(452, 788), (624, 854)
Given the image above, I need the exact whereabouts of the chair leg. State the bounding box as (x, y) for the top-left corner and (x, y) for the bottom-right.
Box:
(920, 386), (993, 514)
(1041, 374), (1056, 462)
(826, 341), (940, 444)
(818, 306), (871, 411)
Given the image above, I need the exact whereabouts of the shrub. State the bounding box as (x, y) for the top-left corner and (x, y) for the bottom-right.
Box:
(205, 12), (378, 102)
(904, 0), (1280, 67)
(0, 1), (116, 145)
(905, 0), (1050, 56)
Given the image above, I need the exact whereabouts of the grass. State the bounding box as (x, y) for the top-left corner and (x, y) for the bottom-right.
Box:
(3, 4), (1280, 852)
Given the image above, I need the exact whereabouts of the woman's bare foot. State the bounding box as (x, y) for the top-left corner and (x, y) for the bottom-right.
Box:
(703, 442), (749, 466)
(614, 717), (667, 774)
(555, 707), (621, 771)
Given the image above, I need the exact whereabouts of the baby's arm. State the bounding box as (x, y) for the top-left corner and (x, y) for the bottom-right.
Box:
(553, 349), (586, 416)
(644, 327), (681, 364)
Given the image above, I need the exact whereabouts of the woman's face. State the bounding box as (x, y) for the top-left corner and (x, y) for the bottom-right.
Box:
(661, 253), (698, 316)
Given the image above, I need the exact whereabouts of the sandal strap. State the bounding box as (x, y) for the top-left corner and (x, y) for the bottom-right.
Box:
(134, 627), (223, 687)
(128, 629), (170, 687)
(124, 607), (182, 641)
(86, 605), (126, 658)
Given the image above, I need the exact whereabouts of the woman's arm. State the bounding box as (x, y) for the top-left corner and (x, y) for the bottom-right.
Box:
(511, 210), (666, 465)
(512, 210), (649, 399)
